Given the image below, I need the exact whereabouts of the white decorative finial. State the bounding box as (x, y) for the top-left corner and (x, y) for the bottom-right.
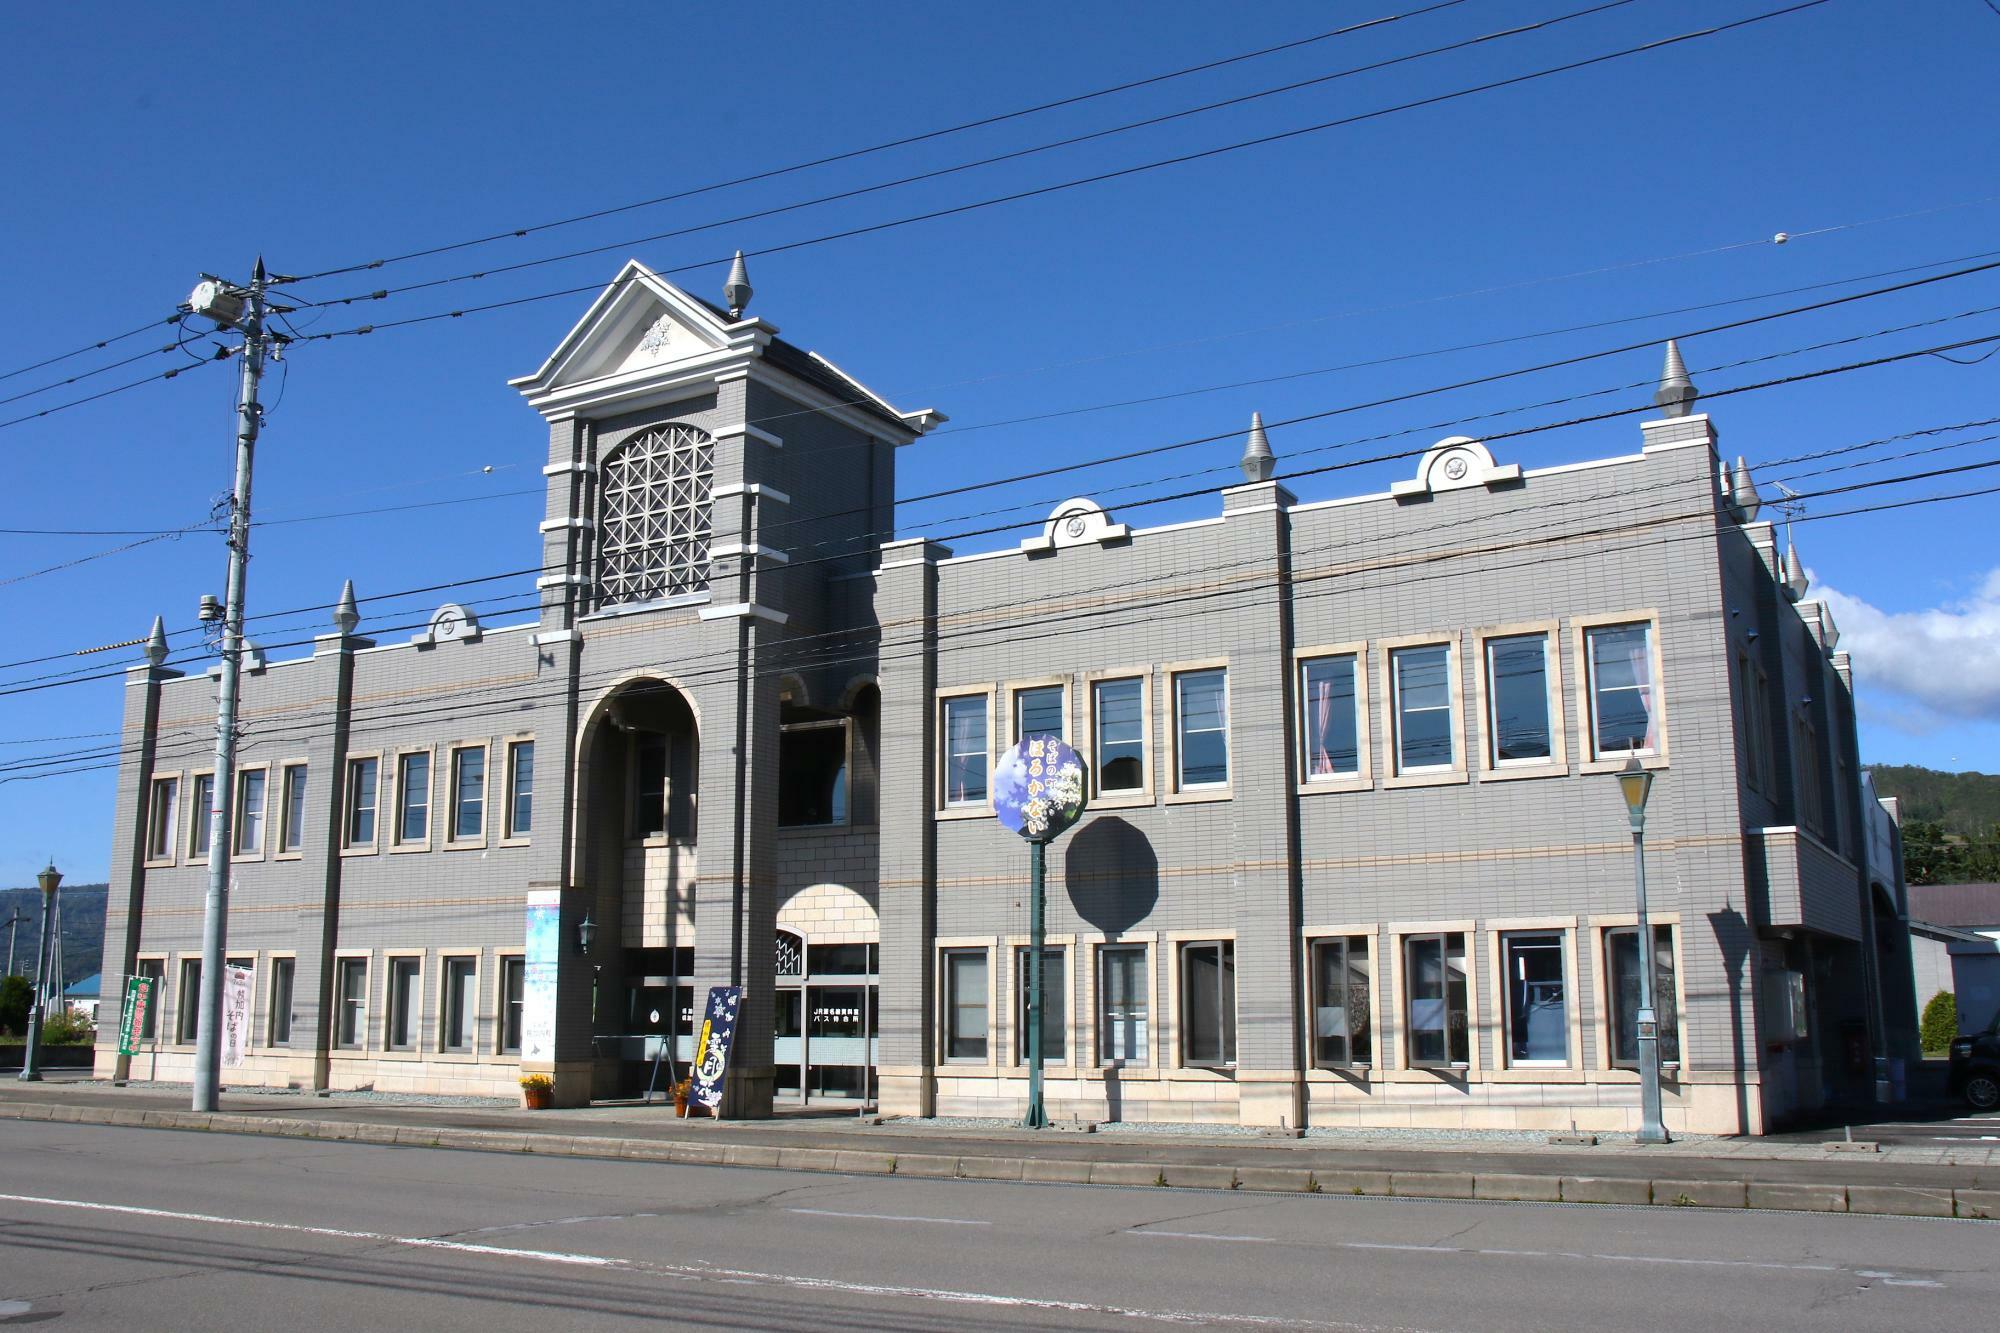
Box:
(144, 615), (168, 668)
(1655, 339), (1696, 417)
(333, 579), (360, 635)
(724, 251), (752, 319)
(1241, 411), (1275, 484)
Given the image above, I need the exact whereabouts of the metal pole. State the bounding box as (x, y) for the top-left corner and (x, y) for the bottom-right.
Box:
(5, 910), (18, 977)
(1023, 839), (1049, 1129)
(1632, 822), (1669, 1143)
(193, 260), (267, 1113)
(17, 888), (58, 1081)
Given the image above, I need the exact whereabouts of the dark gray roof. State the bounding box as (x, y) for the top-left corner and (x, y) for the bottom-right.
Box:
(681, 288), (910, 435)
(1906, 882), (2000, 929)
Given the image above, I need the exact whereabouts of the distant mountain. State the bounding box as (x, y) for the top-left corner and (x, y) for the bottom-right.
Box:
(1870, 765), (2000, 835)
(1, 883), (107, 988)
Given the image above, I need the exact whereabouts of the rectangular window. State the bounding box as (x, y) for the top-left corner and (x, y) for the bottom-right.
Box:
(942, 696), (989, 807)
(1309, 936), (1372, 1067)
(335, 957), (368, 1050)
(1403, 933), (1470, 1067)
(943, 949), (989, 1060)
(396, 752), (431, 845)
(500, 957), (525, 1054)
(1486, 634), (1551, 765)
(268, 957), (295, 1047)
(779, 722), (849, 827)
(1099, 944), (1149, 1065)
(1300, 655), (1360, 780)
(449, 746), (486, 841)
(234, 769), (267, 855)
(1391, 644), (1454, 773)
(506, 740), (534, 838)
(1503, 932), (1567, 1065)
(1586, 622), (1657, 756)
(1608, 926), (1679, 1065)
(1091, 678), (1145, 794)
(1014, 684), (1064, 742)
(279, 763), (308, 853)
(443, 957), (477, 1053)
(1180, 941), (1236, 1066)
(387, 957), (422, 1051)
(146, 775), (180, 861)
(345, 757), (378, 848)
(190, 774), (215, 858)
(136, 959), (165, 1040)
(1174, 668), (1229, 790)
(631, 733), (668, 837)
(177, 958), (202, 1044)
(1014, 946), (1067, 1063)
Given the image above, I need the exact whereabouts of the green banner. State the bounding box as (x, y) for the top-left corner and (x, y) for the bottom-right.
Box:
(117, 974), (154, 1057)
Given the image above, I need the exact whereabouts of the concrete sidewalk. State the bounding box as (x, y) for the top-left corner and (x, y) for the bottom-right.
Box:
(5, 1080), (1996, 1220)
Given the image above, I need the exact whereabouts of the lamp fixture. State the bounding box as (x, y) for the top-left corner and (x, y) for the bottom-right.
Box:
(576, 912), (596, 957)
(1616, 755), (1654, 832)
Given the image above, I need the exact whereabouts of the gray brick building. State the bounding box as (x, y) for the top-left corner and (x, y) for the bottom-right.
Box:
(97, 259), (1916, 1134)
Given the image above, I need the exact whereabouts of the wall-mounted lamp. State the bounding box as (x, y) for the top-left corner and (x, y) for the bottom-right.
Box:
(576, 912), (596, 957)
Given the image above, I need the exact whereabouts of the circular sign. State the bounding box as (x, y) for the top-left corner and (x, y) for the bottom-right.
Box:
(993, 736), (1087, 842)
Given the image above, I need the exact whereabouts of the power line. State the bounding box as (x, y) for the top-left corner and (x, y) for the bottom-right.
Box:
(0, 312), (185, 388)
(0, 354), (232, 434)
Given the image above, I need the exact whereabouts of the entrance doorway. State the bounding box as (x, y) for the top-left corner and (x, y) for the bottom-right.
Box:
(774, 931), (877, 1104)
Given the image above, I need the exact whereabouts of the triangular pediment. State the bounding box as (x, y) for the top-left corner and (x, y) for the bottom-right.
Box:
(511, 260), (753, 398)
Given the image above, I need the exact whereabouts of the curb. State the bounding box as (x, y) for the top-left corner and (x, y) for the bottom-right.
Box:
(3, 1101), (1992, 1220)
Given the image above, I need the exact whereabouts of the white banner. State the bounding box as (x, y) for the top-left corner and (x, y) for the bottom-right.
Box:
(521, 889), (561, 1062)
(220, 965), (253, 1068)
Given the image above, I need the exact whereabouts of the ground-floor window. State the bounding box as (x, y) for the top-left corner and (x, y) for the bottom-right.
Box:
(1015, 946), (1067, 1064)
(1403, 932), (1469, 1067)
(387, 957), (422, 1051)
(1502, 932), (1567, 1065)
(1310, 935), (1372, 1067)
(136, 959), (164, 1040)
(1180, 940), (1236, 1067)
(1608, 925), (1680, 1065)
(266, 957), (294, 1047)
(336, 957), (368, 1050)
(443, 956), (477, 1052)
(499, 956), (524, 1054)
(176, 958), (202, 1044)
(1099, 944), (1149, 1065)
(944, 949), (989, 1061)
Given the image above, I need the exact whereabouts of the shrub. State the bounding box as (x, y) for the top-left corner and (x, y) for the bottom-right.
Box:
(1920, 990), (1958, 1054)
(0, 975), (28, 1037)
(40, 1006), (96, 1046)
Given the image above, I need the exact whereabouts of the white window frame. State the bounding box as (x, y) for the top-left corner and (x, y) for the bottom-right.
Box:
(501, 737), (535, 845)
(175, 955), (203, 1046)
(1473, 622), (1566, 779)
(1165, 661), (1231, 801)
(1590, 917), (1685, 1074)
(445, 741), (490, 848)
(1006, 677), (1071, 745)
(392, 748), (434, 851)
(1381, 635), (1466, 786)
(332, 952), (370, 1053)
(438, 951), (480, 1056)
(1085, 670), (1152, 806)
(1094, 939), (1153, 1068)
(232, 763), (269, 860)
(936, 687), (995, 817)
(1386, 922), (1479, 1075)
(939, 943), (995, 1066)
(188, 770), (216, 860)
(1306, 933), (1375, 1070)
(144, 772), (182, 867)
(1175, 938), (1237, 1069)
(275, 760), (309, 859)
(1490, 925), (1577, 1070)
(383, 951), (424, 1055)
(1294, 642), (1371, 793)
(1573, 611), (1669, 771)
(264, 952), (297, 1049)
(495, 950), (526, 1058)
(342, 753), (381, 855)
(1011, 941), (1072, 1068)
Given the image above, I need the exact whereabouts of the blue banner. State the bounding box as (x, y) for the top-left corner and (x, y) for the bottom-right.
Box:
(689, 985), (743, 1110)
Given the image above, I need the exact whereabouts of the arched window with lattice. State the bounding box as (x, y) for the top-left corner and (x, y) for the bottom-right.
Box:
(597, 423), (714, 607)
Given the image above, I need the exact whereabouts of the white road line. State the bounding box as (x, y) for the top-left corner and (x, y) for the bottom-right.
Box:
(1129, 1230), (1278, 1243)
(788, 1208), (988, 1226)
(0, 1192), (1404, 1331)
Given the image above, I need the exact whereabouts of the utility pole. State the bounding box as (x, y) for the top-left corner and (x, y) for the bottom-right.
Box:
(4, 908), (19, 977)
(190, 260), (270, 1113)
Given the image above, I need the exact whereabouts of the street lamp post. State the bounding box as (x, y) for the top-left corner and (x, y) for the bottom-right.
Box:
(1615, 758), (1669, 1144)
(17, 861), (62, 1083)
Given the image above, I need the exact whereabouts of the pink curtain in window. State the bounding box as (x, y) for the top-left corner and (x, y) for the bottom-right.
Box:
(1313, 678), (1333, 776)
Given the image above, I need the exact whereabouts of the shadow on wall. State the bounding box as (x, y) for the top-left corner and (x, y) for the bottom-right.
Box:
(1064, 816), (1159, 936)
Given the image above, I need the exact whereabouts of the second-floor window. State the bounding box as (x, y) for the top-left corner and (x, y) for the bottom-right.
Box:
(450, 746), (486, 842)
(234, 769), (266, 855)
(1586, 621), (1658, 756)
(942, 696), (988, 807)
(396, 753), (431, 845)
(345, 758), (378, 848)
(1173, 669), (1229, 790)
(1486, 633), (1552, 765)
(146, 775), (180, 861)
(1391, 644), (1454, 774)
(598, 423), (715, 607)
(1300, 655), (1360, 780)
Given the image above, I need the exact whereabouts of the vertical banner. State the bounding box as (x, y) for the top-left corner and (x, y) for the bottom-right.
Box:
(117, 974), (154, 1057)
(220, 965), (253, 1068)
(521, 889), (561, 1061)
(689, 985), (743, 1111)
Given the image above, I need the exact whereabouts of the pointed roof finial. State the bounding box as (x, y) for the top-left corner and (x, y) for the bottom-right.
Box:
(333, 579), (360, 635)
(144, 615), (168, 668)
(724, 251), (752, 320)
(1728, 455), (1762, 524)
(1655, 339), (1696, 417)
(1241, 411), (1275, 483)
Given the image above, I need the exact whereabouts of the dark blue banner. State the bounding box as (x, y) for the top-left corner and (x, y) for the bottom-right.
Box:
(689, 985), (743, 1110)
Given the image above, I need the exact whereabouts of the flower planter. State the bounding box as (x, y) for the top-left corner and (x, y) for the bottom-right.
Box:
(520, 1080), (554, 1110)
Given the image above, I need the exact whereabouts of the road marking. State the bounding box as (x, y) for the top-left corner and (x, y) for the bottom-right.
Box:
(1129, 1229), (1277, 1243)
(788, 1208), (988, 1226)
(0, 1192), (1401, 1331)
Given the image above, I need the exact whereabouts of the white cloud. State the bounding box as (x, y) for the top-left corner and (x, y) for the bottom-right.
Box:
(1816, 569), (2000, 723)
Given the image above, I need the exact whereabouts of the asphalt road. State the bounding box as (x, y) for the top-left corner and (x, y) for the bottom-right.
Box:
(1, 1122), (1994, 1331)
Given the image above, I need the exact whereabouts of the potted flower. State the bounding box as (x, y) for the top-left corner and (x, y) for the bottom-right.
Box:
(520, 1073), (554, 1110)
(671, 1077), (693, 1118)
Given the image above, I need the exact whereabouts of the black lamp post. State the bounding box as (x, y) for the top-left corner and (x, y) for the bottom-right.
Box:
(17, 860), (61, 1082)
(1615, 758), (1669, 1144)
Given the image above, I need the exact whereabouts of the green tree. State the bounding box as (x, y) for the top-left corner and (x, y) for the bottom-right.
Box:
(1920, 990), (1959, 1054)
(1903, 820), (1953, 885)
(0, 975), (29, 1037)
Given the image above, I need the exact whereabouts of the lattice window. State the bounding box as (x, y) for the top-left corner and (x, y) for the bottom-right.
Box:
(598, 424), (714, 606)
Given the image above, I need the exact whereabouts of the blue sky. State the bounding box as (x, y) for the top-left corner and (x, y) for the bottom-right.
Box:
(4, 0), (1999, 884)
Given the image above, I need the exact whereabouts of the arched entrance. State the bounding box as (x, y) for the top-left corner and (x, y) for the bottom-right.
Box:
(774, 886), (880, 1104)
(577, 676), (701, 1096)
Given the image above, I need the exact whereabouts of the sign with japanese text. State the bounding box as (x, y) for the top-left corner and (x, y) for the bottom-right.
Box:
(993, 735), (1086, 843)
(689, 985), (743, 1111)
(220, 965), (253, 1068)
(117, 974), (154, 1056)
(521, 889), (561, 1061)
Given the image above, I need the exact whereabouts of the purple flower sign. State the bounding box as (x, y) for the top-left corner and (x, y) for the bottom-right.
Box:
(994, 736), (1086, 842)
